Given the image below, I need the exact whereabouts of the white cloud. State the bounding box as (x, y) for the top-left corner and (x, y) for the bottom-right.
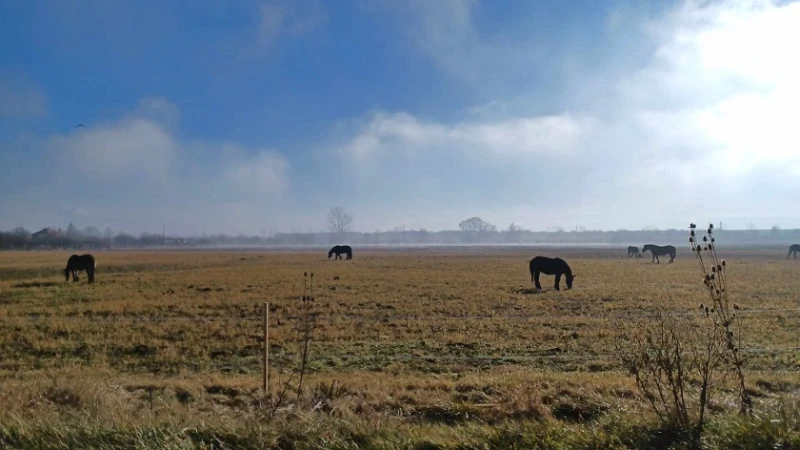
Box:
(616, 0), (800, 184)
(386, 0), (549, 90)
(52, 118), (178, 184)
(0, 97), (293, 234)
(220, 150), (290, 196)
(251, 0), (326, 52)
(258, 4), (286, 48)
(338, 111), (595, 175)
(135, 96), (183, 128)
(330, 0), (800, 230)
(43, 97), (291, 197)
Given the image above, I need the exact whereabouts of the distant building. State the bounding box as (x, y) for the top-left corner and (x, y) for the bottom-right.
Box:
(31, 227), (63, 240)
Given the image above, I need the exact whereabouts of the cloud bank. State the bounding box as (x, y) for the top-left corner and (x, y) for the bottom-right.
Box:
(3, 0), (800, 234)
(327, 0), (800, 231)
(2, 97), (294, 235)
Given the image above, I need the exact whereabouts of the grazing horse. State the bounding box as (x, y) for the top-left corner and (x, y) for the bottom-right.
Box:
(529, 256), (576, 291)
(64, 254), (96, 283)
(328, 245), (353, 260)
(788, 244), (800, 259)
(627, 246), (642, 258)
(641, 244), (676, 264)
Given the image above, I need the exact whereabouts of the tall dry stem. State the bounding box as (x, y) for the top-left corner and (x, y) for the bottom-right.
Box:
(689, 222), (751, 415)
(297, 271), (316, 398)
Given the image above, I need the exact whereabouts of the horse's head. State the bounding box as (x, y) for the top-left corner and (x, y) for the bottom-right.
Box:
(566, 273), (576, 289)
(328, 249), (333, 259)
(64, 267), (70, 281)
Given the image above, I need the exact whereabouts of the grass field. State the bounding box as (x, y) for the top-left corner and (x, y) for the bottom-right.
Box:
(0, 246), (799, 449)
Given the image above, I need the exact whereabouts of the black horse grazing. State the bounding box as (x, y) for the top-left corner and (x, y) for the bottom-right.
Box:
(529, 256), (576, 291)
(627, 246), (642, 258)
(641, 244), (676, 264)
(788, 244), (800, 259)
(328, 245), (353, 260)
(64, 254), (96, 283)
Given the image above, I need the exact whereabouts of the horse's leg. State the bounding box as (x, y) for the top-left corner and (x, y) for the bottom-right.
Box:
(554, 274), (561, 291)
(88, 268), (94, 283)
(533, 271), (542, 290)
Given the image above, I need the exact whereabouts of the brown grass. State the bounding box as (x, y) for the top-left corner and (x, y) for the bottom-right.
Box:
(0, 247), (798, 438)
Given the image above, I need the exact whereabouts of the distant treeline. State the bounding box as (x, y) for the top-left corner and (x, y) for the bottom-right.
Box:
(264, 228), (800, 247)
(2, 223), (799, 250)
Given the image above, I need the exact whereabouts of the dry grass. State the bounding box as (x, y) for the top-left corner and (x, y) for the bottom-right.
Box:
(0, 247), (799, 447)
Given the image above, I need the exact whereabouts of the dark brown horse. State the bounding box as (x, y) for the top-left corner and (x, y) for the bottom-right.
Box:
(642, 244), (676, 263)
(788, 244), (800, 259)
(328, 245), (352, 260)
(64, 254), (96, 283)
(627, 246), (642, 258)
(529, 256), (575, 291)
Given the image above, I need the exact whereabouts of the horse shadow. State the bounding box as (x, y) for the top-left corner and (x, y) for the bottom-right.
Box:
(515, 287), (544, 295)
(13, 281), (60, 288)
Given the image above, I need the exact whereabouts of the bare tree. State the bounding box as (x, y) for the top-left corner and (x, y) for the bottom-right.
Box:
(327, 206), (353, 235)
(458, 217), (496, 243)
(507, 222), (523, 233)
(506, 222), (524, 243)
(458, 217), (496, 233)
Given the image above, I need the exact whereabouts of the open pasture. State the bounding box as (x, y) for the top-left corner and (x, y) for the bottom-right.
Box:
(0, 246), (799, 447)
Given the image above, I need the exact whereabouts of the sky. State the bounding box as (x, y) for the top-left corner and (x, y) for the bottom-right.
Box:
(2, 0), (800, 235)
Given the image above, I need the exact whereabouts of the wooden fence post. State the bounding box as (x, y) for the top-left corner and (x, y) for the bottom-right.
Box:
(263, 302), (269, 396)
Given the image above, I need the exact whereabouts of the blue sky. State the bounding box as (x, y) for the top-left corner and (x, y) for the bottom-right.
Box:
(2, 0), (800, 235)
